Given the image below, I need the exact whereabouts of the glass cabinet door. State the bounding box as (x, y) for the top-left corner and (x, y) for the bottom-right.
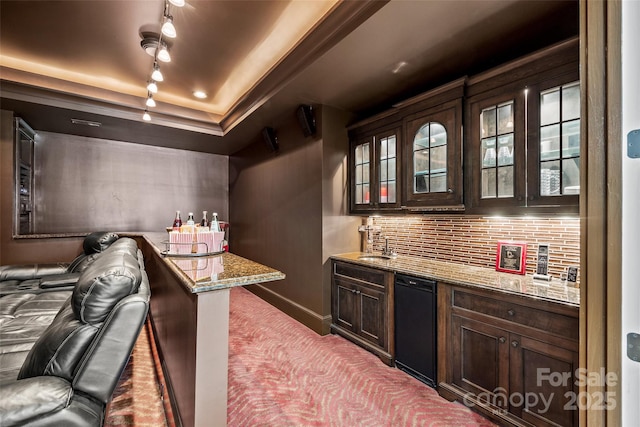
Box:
(353, 141), (371, 206)
(350, 127), (401, 212)
(403, 99), (463, 208)
(480, 101), (515, 199)
(538, 81), (580, 197)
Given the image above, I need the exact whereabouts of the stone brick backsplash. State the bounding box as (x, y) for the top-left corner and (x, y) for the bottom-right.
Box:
(367, 215), (580, 284)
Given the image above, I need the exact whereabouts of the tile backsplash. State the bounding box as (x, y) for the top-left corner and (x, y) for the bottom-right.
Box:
(367, 215), (580, 285)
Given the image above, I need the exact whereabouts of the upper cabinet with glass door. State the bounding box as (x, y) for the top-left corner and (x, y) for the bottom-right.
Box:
(466, 38), (579, 214)
(403, 96), (463, 209)
(527, 79), (581, 208)
(350, 123), (402, 213)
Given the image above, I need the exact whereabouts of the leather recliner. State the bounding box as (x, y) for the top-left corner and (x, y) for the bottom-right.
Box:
(0, 237), (150, 426)
(0, 231), (120, 296)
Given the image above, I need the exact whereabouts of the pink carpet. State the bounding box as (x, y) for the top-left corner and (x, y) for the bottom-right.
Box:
(228, 286), (495, 427)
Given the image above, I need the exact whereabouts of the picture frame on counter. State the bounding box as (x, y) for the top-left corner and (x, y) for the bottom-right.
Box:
(496, 241), (527, 275)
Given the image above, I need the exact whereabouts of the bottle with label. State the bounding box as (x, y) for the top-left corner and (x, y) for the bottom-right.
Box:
(211, 212), (221, 232)
(200, 210), (209, 227)
(186, 212), (195, 226)
(172, 210), (182, 230)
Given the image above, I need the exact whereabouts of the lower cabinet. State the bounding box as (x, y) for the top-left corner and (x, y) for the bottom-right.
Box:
(439, 284), (579, 427)
(331, 260), (393, 365)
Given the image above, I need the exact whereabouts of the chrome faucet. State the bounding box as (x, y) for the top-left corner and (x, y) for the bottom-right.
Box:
(382, 236), (397, 257)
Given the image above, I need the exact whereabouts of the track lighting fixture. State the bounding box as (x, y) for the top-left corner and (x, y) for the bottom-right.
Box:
(162, 15), (176, 38)
(140, 0), (183, 121)
(157, 44), (171, 62)
(147, 80), (158, 93)
(151, 63), (163, 82)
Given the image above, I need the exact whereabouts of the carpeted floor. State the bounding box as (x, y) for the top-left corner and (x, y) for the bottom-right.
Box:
(227, 286), (495, 427)
(106, 286), (495, 426)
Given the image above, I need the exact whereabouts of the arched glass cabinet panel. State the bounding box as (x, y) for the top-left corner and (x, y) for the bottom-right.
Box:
(403, 98), (463, 209)
(413, 122), (447, 194)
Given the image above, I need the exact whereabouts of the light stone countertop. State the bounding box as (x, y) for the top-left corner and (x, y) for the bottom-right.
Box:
(331, 252), (580, 307)
(141, 232), (286, 294)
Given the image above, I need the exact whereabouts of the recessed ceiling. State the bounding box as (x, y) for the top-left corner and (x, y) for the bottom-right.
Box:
(0, 0), (578, 155)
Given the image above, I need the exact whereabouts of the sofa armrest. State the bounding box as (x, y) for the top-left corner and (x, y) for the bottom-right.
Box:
(0, 264), (69, 282)
(39, 273), (81, 289)
(0, 376), (72, 426)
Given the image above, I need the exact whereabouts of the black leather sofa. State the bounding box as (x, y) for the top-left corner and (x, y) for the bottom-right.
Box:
(0, 236), (150, 426)
(0, 231), (120, 296)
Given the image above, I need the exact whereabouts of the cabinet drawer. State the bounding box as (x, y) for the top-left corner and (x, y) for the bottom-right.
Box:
(334, 262), (386, 286)
(453, 289), (578, 340)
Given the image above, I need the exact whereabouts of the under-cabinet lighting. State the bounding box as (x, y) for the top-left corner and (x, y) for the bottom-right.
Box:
(143, 110), (151, 121)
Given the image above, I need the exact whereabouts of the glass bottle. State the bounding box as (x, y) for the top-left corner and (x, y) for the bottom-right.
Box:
(187, 212), (195, 226)
(211, 212), (221, 232)
(172, 210), (182, 230)
(200, 210), (209, 227)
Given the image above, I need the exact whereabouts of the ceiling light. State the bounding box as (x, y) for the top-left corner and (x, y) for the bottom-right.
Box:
(162, 15), (176, 38)
(157, 44), (171, 62)
(168, 0), (185, 7)
(143, 110), (151, 121)
(193, 90), (207, 99)
(146, 95), (156, 107)
(151, 63), (163, 82)
(147, 80), (158, 93)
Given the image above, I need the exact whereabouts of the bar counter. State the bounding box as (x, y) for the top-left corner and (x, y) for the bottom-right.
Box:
(138, 233), (285, 427)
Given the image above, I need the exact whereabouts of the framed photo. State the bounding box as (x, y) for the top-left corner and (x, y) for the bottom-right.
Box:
(496, 241), (527, 275)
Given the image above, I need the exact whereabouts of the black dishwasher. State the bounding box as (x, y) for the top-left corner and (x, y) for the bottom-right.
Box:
(394, 274), (437, 388)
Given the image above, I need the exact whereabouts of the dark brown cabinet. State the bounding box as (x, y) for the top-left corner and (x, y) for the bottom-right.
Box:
(331, 260), (394, 364)
(403, 97), (464, 209)
(439, 284), (579, 427)
(465, 38), (580, 215)
(348, 78), (464, 214)
(349, 124), (402, 213)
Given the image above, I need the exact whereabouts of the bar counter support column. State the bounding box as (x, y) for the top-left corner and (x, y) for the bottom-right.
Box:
(194, 289), (229, 427)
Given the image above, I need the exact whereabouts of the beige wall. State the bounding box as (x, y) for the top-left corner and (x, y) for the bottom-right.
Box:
(229, 106), (359, 334)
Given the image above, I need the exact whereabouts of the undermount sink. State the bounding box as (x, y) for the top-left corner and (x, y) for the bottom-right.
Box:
(358, 254), (392, 261)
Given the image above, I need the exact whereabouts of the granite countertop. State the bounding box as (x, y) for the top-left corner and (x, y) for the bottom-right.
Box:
(142, 232), (286, 293)
(331, 252), (580, 307)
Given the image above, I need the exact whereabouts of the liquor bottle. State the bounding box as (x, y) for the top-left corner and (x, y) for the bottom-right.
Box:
(211, 212), (221, 232)
(172, 210), (182, 230)
(200, 210), (209, 227)
(187, 212), (195, 226)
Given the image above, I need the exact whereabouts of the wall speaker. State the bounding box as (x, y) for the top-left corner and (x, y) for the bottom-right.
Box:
(262, 127), (279, 152)
(296, 104), (316, 137)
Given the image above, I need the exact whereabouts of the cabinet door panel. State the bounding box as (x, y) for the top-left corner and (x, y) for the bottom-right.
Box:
(334, 278), (358, 332)
(452, 314), (510, 407)
(358, 285), (385, 348)
(510, 335), (578, 427)
(403, 99), (463, 207)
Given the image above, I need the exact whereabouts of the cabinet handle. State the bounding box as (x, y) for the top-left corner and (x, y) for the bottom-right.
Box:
(511, 340), (519, 348)
(507, 309), (515, 316)
(499, 337), (506, 343)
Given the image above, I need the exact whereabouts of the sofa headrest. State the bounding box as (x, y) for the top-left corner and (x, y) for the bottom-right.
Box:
(82, 232), (119, 255)
(72, 240), (141, 324)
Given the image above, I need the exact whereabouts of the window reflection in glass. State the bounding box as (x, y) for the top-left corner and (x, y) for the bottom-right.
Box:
(413, 122), (447, 194)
